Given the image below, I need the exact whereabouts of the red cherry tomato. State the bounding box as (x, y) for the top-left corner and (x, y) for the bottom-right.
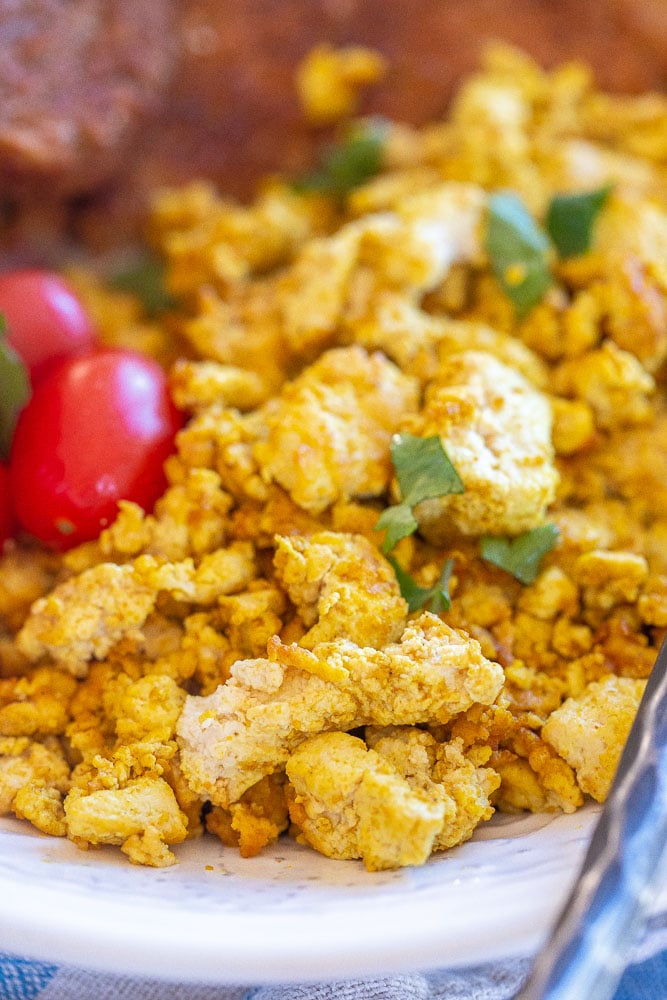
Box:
(9, 349), (182, 550)
(0, 462), (14, 546)
(0, 270), (97, 383)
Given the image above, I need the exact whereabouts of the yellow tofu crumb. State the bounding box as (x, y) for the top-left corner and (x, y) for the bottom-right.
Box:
(542, 675), (646, 801)
(296, 44), (387, 125)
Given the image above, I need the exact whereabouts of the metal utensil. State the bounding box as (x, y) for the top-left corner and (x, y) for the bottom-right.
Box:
(516, 635), (667, 1000)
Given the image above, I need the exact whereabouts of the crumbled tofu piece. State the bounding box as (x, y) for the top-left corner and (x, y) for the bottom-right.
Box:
(0, 735), (70, 816)
(170, 359), (269, 412)
(552, 341), (654, 430)
(277, 226), (363, 357)
(366, 726), (500, 851)
(176, 403), (271, 504)
(100, 468), (233, 561)
(17, 545), (257, 677)
(574, 550), (650, 610)
(434, 320), (549, 388)
(0, 548), (58, 633)
(296, 44), (387, 125)
(542, 675), (646, 801)
(517, 566), (579, 621)
(492, 755), (558, 813)
(206, 773), (289, 858)
(551, 397), (596, 456)
(255, 346), (418, 514)
(167, 543), (257, 604)
(273, 532), (407, 649)
(360, 183), (486, 295)
(0, 667), (77, 737)
(183, 285), (288, 396)
(346, 290), (444, 373)
(154, 181), (320, 294)
(449, 702), (585, 814)
(64, 776), (188, 866)
(277, 183), (485, 358)
(591, 196), (667, 373)
(114, 674), (186, 743)
(176, 612), (504, 807)
(13, 783), (67, 837)
(491, 732), (585, 814)
(406, 350), (558, 539)
(16, 563), (158, 676)
(286, 732), (445, 870)
(638, 576), (667, 627)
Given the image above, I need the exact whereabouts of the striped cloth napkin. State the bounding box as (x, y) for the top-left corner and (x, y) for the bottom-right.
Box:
(2, 949), (667, 1000)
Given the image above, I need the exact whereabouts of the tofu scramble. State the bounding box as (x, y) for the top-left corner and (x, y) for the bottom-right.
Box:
(1, 44), (666, 872)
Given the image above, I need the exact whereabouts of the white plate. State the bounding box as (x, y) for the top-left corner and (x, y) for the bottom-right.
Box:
(4, 802), (665, 984)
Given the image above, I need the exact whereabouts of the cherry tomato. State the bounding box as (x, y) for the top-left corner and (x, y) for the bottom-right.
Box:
(0, 270), (96, 383)
(0, 462), (14, 546)
(9, 349), (182, 550)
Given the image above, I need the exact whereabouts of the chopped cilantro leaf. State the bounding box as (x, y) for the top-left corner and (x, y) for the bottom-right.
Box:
(0, 313), (30, 460)
(376, 502), (418, 555)
(376, 434), (464, 554)
(293, 118), (387, 198)
(486, 192), (552, 317)
(110, 253), (177, 317)
(546, 185), (612, 259)
(388, 556), (454, 613)
(391, 433), (464, 509)
(480, 524), (560, 585)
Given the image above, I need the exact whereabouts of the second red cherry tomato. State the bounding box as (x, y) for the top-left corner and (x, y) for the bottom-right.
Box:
(9, 349), (182, 549)
(0, 270), (97, 383)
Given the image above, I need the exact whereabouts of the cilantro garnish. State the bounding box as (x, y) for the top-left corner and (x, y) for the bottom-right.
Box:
(480, 524), (560, 585)
(377, 501), (418, 555)
(0, 313), (30, 460)
(486, 186), (613, 314)
(485, 193), (553, 317)
(293, 118), (387, 198)
(110, 253), (177, 317)
(389, 555), (454, 613)
(376, 433), (464, 554)
(546, 185), (612, 259)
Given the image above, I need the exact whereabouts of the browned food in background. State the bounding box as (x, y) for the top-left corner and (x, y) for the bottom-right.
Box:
(1, 0), (667, 257)
(0, 0), (175, 194)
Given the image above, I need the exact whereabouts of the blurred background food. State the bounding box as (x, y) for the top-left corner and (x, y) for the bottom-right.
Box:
(1, 0), (667, 257)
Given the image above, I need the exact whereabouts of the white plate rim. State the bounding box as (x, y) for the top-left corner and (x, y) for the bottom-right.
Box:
(0, 805), (623, 984)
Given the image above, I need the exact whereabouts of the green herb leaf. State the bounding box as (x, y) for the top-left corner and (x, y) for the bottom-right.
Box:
(0, 314), (30, 460)
(109, 253), (177, 317)
(480, 524), (560, 585)
(388, 556), (454, 613)
(546, 185), (612, 260)
(294, 118), (387, 198)
(391, 433), (464, 509)
(376, 434), (464, 553)
(486, 192), (552, 317)
(376, 502), (418, 555)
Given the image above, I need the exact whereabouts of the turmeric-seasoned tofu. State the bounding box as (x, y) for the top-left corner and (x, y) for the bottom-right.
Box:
(17, 546), (257, 676)
(64, 776), (189, 867)
(0, 736), (70, 818)
(177, 612), (503, 808)
(255, 346), (418, 514)
(286, 732), (445, 870)
(405, 350), (558, 540)
(3, 46), (667, 873)
(366, 726), (500, 851)
(16, 563), (158, 676)
(542, 675), (646, 801)
(273, 531), (407, 649)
